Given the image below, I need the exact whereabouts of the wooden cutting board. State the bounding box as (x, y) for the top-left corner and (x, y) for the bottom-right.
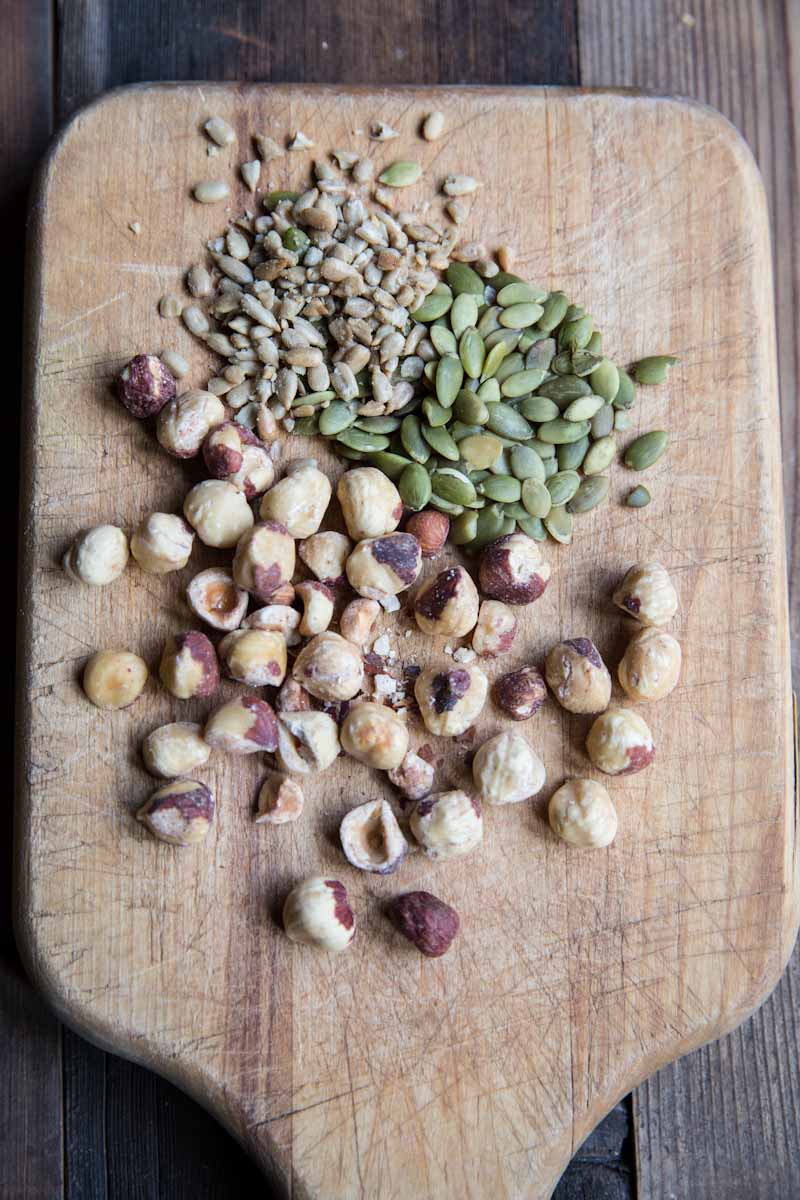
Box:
(16, 84), (798, 1199)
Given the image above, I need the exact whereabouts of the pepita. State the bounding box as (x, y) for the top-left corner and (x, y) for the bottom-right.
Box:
(422, 398), (451, 427)
(422, 423), (460, 461)
(355, 415), (401, 433)
(336, 427), (390, 452)
(570, 349), (603, 377)
(519, 395), (560, 422)
(536, 374), (592, 403)
(431, 468), (477, 506)
(537, 291), (569, 332)
(485, 403), (534, 441)
(398, 463), (432, 511)
(501, 367), (547, 397)
(451, 294), (479, 338)
(566, 475), (609, 514)
(613, 367), (636, 410)
(614, 409), (633, 431)
(558, 314), (593, 351)
(429, 494), (464, 516)
(516, 514), (547, 541)
(544, 506), (573, 544)
(378, 161), (422, 187)
(400, 415), (431, 463)
(563, 394), (605, 421)
(583, 435), (617, 475)
(459, 327), (486, 378)
(450, 510), (479, 544)
(624, 430), (668, 471)
(481, 342), (509, 380)
(633, 355), (679, 385)
(546, 470), (581, 506)
(625, 485), (651, 508)
(497, 282), (547, 306)
(319, 401), (357, 436)
(369, 451), (413, 479)
(459, 433), (503, 469)
(589, 358), (620, 402)
(447, 262), (485, 296)
(454, 391), (489, 425)
(510, 444), (546, 481)
(537, 418), (591, 445)
(521, 477), (552, 518)
(435, 354), (464, 407)
(590, 403), (615, 439)
(494, 352), (525, 384)
(557, 435), (590, 471)
(430, 324), (457, 355)
(413, 283), (453, 322)
(499, 302), (544, 329)
(479, 475), (521, 503)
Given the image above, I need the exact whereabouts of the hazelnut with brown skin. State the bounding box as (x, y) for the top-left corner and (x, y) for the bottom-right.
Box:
(414, 566), (479, 638)
(298, 531), (352, 588)
(292, 632), (364, 701)
(415, 664), (488, 737)
(218, 628), (287, 687)
(472, 600), (517, 657)
(387, 749), (435, 804)
(545, 638), (612, 715)
(232, 521), (295, 601)
(618, 627), (682, 702)
(157, 389), (226, 458)
(586, 706), (655, 775)
(159, 632), (220, 700)
(549, 779), (618, 848)
(405, 510), (449, 558)
(186, 568), (248, 631)
(202, 421), (275, 497)
(339, 598), (381, 647)
(183, 480), (254, 548)
(410, 790), (483, 862)
(256, 776), (304, 824)
(275, 678), (313, 714)
(130, 513), (194, 575)
(137, 779), (214, 846)
(478, 532), (551, 605)
(259, 463), (332, 538)
(613, 561), (678, 627)
(340, 701), (409, 770)
(339, 799), (408, 873)
(276, 710), (340, 773)
(117, 354), (176, 418)
(243, 603), (301, 646)
(337, 467), (403, 540)
(387, 892), (460, 957)
(63, 525), (129, 586)
(83, 649), (148, 710)
(493, 666), (547, 721)
(296, 581), (335, 637)
(346, 532), (422, 602)
(472, 731), (546, 805)
(283, 876), (355, 952)
(142, 722), (211, 779)
(204, 695), (279, 754)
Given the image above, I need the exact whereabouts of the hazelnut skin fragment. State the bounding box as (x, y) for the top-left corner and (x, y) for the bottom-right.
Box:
(159, 632), (219, 700)
(414, 566), (479, 638)
(259, 464), (332, 538)
(612, 561), (678, 627)
(63, 525), (129, 586)
(137, 779), (214, 846)
(204, 695), (279, 754)
(130, 513), (194, 575)
(340, 702), (409, 770)
(472, 731), (546, 805)
(586, 706), (655, 776)
(387, 749), (435, 804)
(410, 790), (483, 862)
(387, 891), (459, 957)
(545, 638), (612, 715)
(256, 776), (305, 824)
(117, 354), (176, 418)
(478, 532), (551, 605)
(493, 666), (547, 721)
(283, 875), (356, 952)
(405, 510), (449, 558)
(292, 632), (364, 702)
(549, 779), (618, 848)
(186, 568), (248, 632)
(141, 722), (211, 779)
(618, 627), (682, 701)
(232, 520), (296, 601)
(183, 479), (254, 549)
(83, 649), (148, 710)
(472, 600), (517, 657)
(414, 664), (488, 737)
(337, 466), (403, 540)
(339, 798), (408, 874)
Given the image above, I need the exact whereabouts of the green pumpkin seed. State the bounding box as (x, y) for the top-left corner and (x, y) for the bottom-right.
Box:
(336, 427), (390, 452)
(550, 350), (575, 375)
(459, 433), (502, 469)
(471, 505), (507, 551)
(518, 396), (559, 423)
(264, 190), (299, 210)
(557, 435), (590, 471)
(431, 468), (477, 506)
(583, 435), (617, 475)
(537, 291), (569, 332)
(499, 302), (544, 329)
(501, 367), (547, 397)
(429, 494), (464, 516)
(529, 437), (556, 459)
(544, 506), (573, 545)
(423, 360), (438, 385)
(519, 328), (549, 352)
(398, 463), (432, 511)
(477, 305), (502, 336)
(510, 444), (546, 482)
(564, 304), (585, 321)
(378, 161), (422, 187)
(451, 422), (483, 442)
(451, 510), (479, 544)
(477, 377), (501, 402)
(543, 457), (558, 479)
(570, 349), (603, 377)
(503, 502), (529, 520)
(430, 324), (457, 355)
(486, 403), (534, 441)
(495, 352), (525, 384)
(589, 358), (620, 403)
(633, 355), (679, 385)
(355, 415), (401, 433)
(537, 418), (591, 445)
(400, 415), (431, 463)
(422, 398), (450, 427)
(335, 443), (365, 459)
(625, 485), (651, 508)
(613, 367), (636, 410)
(497, 282), (547, 306)
(484, 328), (521, 353)
(413, 283), (453, 322)
(459, 328), (485, 378)
(526, 337), (557, 370)
(624, 430), (668, 470)
(546, 470), (581, 506)
(490, 271), (525, 289)
(291, 389), (335, 408)
(481, 342), (509, 380)
(563, 394), (605, 421)
(567, 475), (609, 514)
(521, 477), (552, 518)
(454, 390), (489, 424)
(450, 293), (479, 338)
(536, 374), (592, 403)
(293, 415), (319, 435)
(558, 314), (593, 351)
(319, 401), (357, 436)
(480, 475), (521, 503)
(422, 423), (460, 461)
(369, 451), (413, 479)
(586, 331), (603, 355)
(590, 403), (615, 439)
(435, 355), (464, 408)
(488, 448), (511, 476)
(614, 410), (633, 431)
(516, 515), (547, 541)
(282, 227), (310, 253)
(447, 262), (485, 296)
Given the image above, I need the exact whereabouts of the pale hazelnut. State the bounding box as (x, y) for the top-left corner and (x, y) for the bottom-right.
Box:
(218, 628), (287, 687)
(159, 631), (220, 699)
(337, 466), (403, 540)
(142, 722), (211, 778)
(255, 776), (304, 824)
(618, 627), (682, 702)
(586, 706), (655, 775)
(493, 666), (547, 721)
(283, 876), (355, 952)
(83, 649), (148, 710)
(292, 632), (364, 701)
(183, 480), (254, 548)
(130, 512), (194, 574)
(202, 421), (275, 496)
(472, 731), (546, 805)
(204, 695), (279, 754)
(340, 701), (409, 769)
(414, 565), (479, 637)
(275, 678), (313, 714)
(243, 604), (302, 646)
(415, 665), (488, 737)
(232, 520), (295, 601)
(339, 798), (408, 873)
(613, 561), (678, 627)
(157, 389), (226, 458)
(117, 353), (176, 418)
(137, 779), (214, 846)
(269, 581), (296, 606)
(387, 891), (459, 957)
(346, 533), (422, 602)
(186, 568), (248, 631)
(405, 510), (449, 558)
(276, 710), (340, 773)
(339, 598), (381, 647)
(478, 532), (551, 605)
(472, 600), (517, 657)
(296, 581), (335, 636)
(298, 531), (352, 586)
(259, 464), (332, 538)
(545, 638), (612, 715)
(410, 790), (483, 862)
(549, 779), (618, 848)
(63, 525), (129, 586)
(387, 749), (435, 803)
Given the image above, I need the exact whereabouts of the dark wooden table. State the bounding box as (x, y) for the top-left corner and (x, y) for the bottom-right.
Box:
(3, 2), (798, 1196)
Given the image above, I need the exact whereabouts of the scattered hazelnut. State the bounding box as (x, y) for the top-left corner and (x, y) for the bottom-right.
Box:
(232, 520), (296, 600)
(83, 649), (148, 710)
(276, 678), (313, 713)
(243, 604), (302, 646)
(387, 892), (459, 957)
(298, 531), (352, 587)
(337, 466), (403, 540)
(339, 598), (381, 647)
(259, 463), (332, 538)
(218, 628), (287, 686)
(159, 631), (220, 699)
(545, 638), (612, 715)
(478, 532), (551, 605)
(296, 581), (335, 637)
(612, 561), (678, 627)
(283, 876), (356, 952)
(493, 666), (547, 721)
(137, 779), (214, 846)
(346, 533), (423, 602)
(387, 749), (435, 803)
(204, 695), (279, 754)
(186, 568), (248, 631)
(339, 798), (408, 873)
(202, 421), (275, 496)
(414, 565), (479, 637)
(292, 632), (364, 701)
(340, 701), (409, 770)
(405, 510), (449, 558)
(255, 776), (304, 824)
(618, 627), (682, 701)
(63, 525), (129, 586)
(141, 722), (211, 778)
(409, 790), (483, 862)
(117, 353), (176, 418)
(472, 600), (517, 657)
(276, 710), (340, 773)
(549, 779), (618, 848)
(156, 389), (226, 458)
(586, 706), (655, 775)
(130, 512), (194, 574)
(472, 731), (546, 805)
(415, 665), (488, 736)
(183, 480), (254, 548)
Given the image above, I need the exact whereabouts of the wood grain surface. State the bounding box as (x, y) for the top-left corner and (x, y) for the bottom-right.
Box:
(15, 82), (796, 1199)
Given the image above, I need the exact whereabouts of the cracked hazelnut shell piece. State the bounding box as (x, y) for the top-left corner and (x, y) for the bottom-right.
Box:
(472, 600), (517, 657)
(276, 710), (340, 774)
(339, 798), (408, 874)
(137, 779), (214, 846)
(256, 776), (304, 824)
(586, 706), (655, 775)
(387, 749), (435, 803)
(299, 531), (352, 587)
(549, 779), (618, 848)
(388, 891), (459, 957)
(283, 876), (356, 952)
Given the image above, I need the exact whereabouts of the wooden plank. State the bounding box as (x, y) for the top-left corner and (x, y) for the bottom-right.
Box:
(576, 2), (800, 1196)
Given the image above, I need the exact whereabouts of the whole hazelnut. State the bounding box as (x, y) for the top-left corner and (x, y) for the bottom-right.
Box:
(63, 525), (129, 586)
(339, 598), (381, 647)
(117, 353), (176, 418)
(218, 628), (287, 687)
(141, 722), (211, 779)
(256, 776), (305, 824)
(613, 561), (678, 627)
(618, 627), (682, 702)
(137, 779), (214, 846)
(478, 532), (551, 605)
(83, 649), (148, 710)
(275, 678), (313, 714)
(159, 631), (220, 699)
(586, 706), (655, 775)
(346, 533), (423, 602)
(157, 389), (226, 458)
(472, 730), (546, 805)
(186, 568), (248, 631)
(276, 710), (340, 773)
(130, 512), (194, 574)
(340, 702), (409, 770)
(545, 638), (612, 715)
(298, 531), (352, 587)
(204, 695), (279, 754)
(387, 892), (460, 957)
(293, 632), (364, 701)
(337, 466), (403, 540)
(414, 565), (479, 637)
(259, 464), (332, 538)
(387, 749), (435, 804)
(339, 799), (408, 873)
(296, 581), (335, 637)
(415, 665), (488, 737)
(493, 666), (547, 721)
(283, 876), (356, 952)
(549, 779), (618, 848)
(410, 790), (483, 862)
(472, 600), (517, 657)
(232, 520), (296, 601)
(183, 480), (254, 548)
(405, 510), (449, 558)
(202, 421), (275, 496)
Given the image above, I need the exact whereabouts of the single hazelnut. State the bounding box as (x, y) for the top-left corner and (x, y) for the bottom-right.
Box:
(186, 568), (249, 631)
(292, 632), (364, 701)
(83, 649), (148, 710)
(159, 631), (220, 699)
(298, 531), (352, 587)
(339, 598), (381, 647)
(259, 464), (332, 538)
(296, 581), (335, 637)
(337, 466), (403, 540)
(586, 706), (655, 775)
(157, 389), (226, 458)
(549, 779), (618, 848)
(472, 730), (546, 805)
(414, 565), (479, 637)
(202, 421), (275, 496)
(472, 600), (517, 657)
(183, 480), (254, 548)
(204, 695), (279, 754)
(493, 666), (547, 721)
(232, 520), (296, 601)
(130, 512), (195, 574)
(405, 510), (449, 558)
(340, 701), (409, 770)
(218, 628), (287, 687)
(387, 892), (459, 957)
(255, 776), (304, 824)
(243, 604), (302, 646)
(410, 790), (483, 862)
(276, 710), (340, 773)
(339, 798), (408, 873)
(346, 533), (423, 602)
(545, 638), (612, 715)
(478, 532), (551, 605)
(275, 678), (313, 714)
(618, 627), (682, 702)
(142, 722), (211, 779)
(415, 665), (488, 737)
(137, 779), (214, 846)
(283, 876), (356, 952)
(63, 525), (129, 586)
(613, 561), (678, 627)
(117, 354), (176, 418)
(387, 749), (435, 804)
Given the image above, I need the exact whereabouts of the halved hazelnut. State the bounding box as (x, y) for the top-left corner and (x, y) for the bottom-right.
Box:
(339, 798), (408, 874)
(256, 776), (305, 824)
(339, 598), (381, 647)
(387, 749), (435, 804)
(202, 421), (275, 497)
(186, 567), (248, 631)
(298, 531), (352, 587)
(276, 710), (340, 774)
(472, 600), (517, 657)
